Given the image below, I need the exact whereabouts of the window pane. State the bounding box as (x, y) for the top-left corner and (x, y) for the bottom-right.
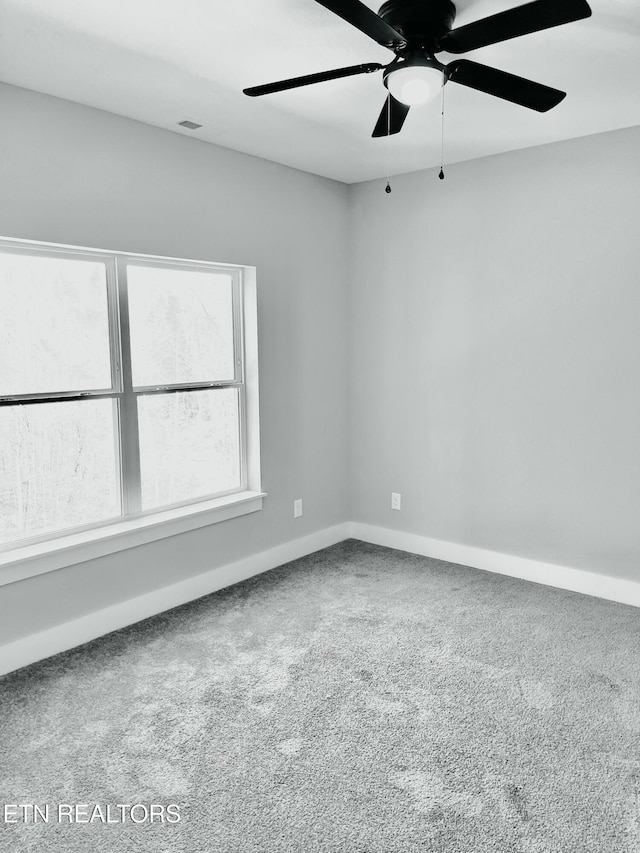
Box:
(127, 265), (235, 387)
(0, 251), (112, 396)
(0, 399), (121, 544)
(138, 388), (241, 510)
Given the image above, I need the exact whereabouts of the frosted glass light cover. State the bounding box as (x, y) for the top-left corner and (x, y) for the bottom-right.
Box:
(386, 66), (443, 106)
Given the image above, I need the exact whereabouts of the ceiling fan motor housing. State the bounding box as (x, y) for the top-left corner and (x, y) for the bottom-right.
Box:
(243, 0), (591, 131)
(378, 0), (457, 51)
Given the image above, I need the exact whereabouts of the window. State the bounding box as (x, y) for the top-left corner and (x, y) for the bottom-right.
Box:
(0, 237), (262, 566)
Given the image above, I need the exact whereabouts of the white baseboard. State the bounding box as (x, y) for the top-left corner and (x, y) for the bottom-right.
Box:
(0, 523), (350, 677)
(348, 522), (640, 610)
(4, 519), (639, 677)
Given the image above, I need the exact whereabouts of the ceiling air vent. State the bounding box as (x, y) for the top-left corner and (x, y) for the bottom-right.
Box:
(177, 120), (202, 130)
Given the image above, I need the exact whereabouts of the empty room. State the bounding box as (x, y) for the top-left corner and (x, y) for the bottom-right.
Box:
(1, 0), (639, 850)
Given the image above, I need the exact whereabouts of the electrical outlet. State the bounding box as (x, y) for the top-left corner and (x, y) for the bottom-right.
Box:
(294, 499), (303, 518)
(391, 492), (401, 511)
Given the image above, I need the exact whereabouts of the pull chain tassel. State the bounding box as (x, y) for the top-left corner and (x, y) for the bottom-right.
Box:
(439, 76), (446, 181)
(385, 93), (392, 193)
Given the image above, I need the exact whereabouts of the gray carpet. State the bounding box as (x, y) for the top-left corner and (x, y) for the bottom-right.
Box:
(1, 539), (640, 852)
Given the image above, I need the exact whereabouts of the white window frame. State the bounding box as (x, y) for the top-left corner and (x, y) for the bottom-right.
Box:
(0, 236), (264, 587)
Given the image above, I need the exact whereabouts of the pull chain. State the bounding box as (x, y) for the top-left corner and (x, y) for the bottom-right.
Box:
(439, 78), (446, 180)
(385, 92), (392, 193)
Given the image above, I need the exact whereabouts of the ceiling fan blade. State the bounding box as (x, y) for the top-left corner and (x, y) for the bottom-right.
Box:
(446, 60), (566, 111)
(440, 0), (591, 54)
(314, 0), (406, 50)
(244, 62), (384, 96)
(372, 95), (410, 137)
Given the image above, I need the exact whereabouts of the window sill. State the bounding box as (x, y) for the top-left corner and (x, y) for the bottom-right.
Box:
(0, 491), (266, 588)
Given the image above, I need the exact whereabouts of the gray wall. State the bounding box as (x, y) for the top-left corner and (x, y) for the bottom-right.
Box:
(349, 125), (640, 581)
(2, 81), (639, 649)
(0, 83), (350, 643)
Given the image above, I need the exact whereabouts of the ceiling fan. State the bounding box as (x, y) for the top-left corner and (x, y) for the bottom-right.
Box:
(243, 0), (592, 137)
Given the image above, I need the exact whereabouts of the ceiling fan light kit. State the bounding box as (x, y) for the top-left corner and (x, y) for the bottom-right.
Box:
(384, 58), (443, 106)
(244, 0), (592, 143)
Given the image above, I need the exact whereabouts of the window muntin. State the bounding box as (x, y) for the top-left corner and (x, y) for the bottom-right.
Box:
(0, 240), (250, 551)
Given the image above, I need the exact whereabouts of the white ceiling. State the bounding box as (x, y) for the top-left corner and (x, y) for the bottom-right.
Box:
(1, 0), (638, 183)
